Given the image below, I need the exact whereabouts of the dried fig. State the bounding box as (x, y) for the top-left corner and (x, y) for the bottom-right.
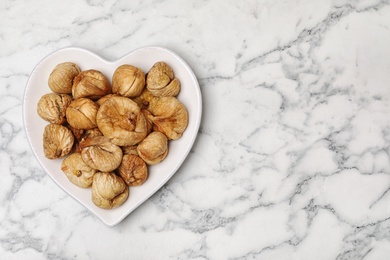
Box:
(37, 93), (72, 124)
(43, 124), (74, 159)
(141, 109), (154, 134)
(81, 128), (103, 140)
(132, 89), (159, 111)
(96, 96), (148, 146)
(80, 136), (123, 172)
(96, 93), (119, 106)
(65, 123), (84, 153)
(66, 124), (85, 141)
(146, 61), (180, 97)
(112, 65), (145, 97)
(48, 62), (80, 94)
(122, 145), (139, 156)
(66, 98), (99, 130)
(117, 154), (148, 186)
(61, 153), (97, 188)
(92, 172), (129, 209)
(72, 127), (102, 153)
(72, 69), (111, 100)
(148, 97), (188, 140)
(137, 131), (168, 165)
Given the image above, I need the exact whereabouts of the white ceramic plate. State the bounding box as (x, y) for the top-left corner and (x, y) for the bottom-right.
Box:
(23, 46), (202, 227)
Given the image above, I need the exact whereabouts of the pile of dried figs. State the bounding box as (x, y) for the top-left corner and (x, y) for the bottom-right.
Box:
(37, 61), (188, 209)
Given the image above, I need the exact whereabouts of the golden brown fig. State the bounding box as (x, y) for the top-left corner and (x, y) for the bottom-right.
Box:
(117, 154), (148, 186)
(66, 124), (85, 141)
(43, 124), (74, 159)
(141, 109), (154, 134)
(72, 70), (111, 100)
(96, 93), (119, 106)
(80, 136), (123, 172)
(61, 153), (97, 188)
(149, 97), (188, 140)
(81, 128), (103, 140)
(48, 62), (80, 94)
(92, 172), (129, 209)
(112, 65), (145, 97)
(66, 98), (99, 130)
(137, 131), (168, 165)
(72, 127), (102, 153)
(121, 145), (139, 156)
(37, 93), (72, 124)
(146, 61), (180, 97)
(65, 123), (85, 153)
(96, 96), (148, 146)
(132, 89), (159, 111)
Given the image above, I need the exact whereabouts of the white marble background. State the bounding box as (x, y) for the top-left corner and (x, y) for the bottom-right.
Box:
(1, 0), (390, 259)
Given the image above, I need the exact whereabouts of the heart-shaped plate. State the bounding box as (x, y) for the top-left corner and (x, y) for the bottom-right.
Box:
(23, 46), (202, 227)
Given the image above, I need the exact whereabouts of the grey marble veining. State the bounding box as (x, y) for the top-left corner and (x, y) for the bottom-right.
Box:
(1, 0), (390, 259)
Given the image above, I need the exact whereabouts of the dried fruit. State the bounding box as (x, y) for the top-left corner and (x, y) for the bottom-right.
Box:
(146, 61), (180, 97)
(72, 69), (111, 100)
(48, 62), (80, 94)
(132, 89), (160, 112)
(137, 131), (168, 165)
(38, 60), (190, 210)
(61, 153), (97, 188)
(96, 96), (148, 146)
(121, 145), (139, 156)
(112, 65), (145, 97)
(81, 128), (103, 140)
(80, 136), (123, 172)
(140, 109), (153, 134)
(96, 93), (119, 106)
(43, 124), (74, 159)
(66, 124), (85, 141)
(37, 93), (72, 124)
(117, 154), (148, 186)
(72, 127), (102, 153)
(92, 172), (129, 209)
(66, 98), (99, 130)
(149, 97), (188, 140)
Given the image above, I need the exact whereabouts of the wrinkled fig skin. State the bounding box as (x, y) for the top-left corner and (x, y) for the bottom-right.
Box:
(65, 124), (85, 153)
(37, 93), (72, 124)
(61, 153), (97, 188)
(96, 93), (119, 106)
(66, 98), (99, 130)
(149, 97), (188, 140)
(92, 172), (129, 209)
(117, 154), (148, 186)
(43, 124), (74, 159)
(48, 62), (80, 94)
(72, 69), (111, 100)
(146, 62), (180, 97)
(112, 65), (145, 98)
(121, 145), (139, 156)
(80, 136), (123, 172)
(72, 127), (102, 153)
(132, 89), (159, 111)
(81, 128), (103, 140)
(97, 96), (148, 146)
(141, 109), (154, 134)
(137, 131), (168, 165)
(66, 124), (85, 141)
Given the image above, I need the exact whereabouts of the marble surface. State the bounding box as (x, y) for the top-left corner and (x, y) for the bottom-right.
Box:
(1, 0), (390, 259)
